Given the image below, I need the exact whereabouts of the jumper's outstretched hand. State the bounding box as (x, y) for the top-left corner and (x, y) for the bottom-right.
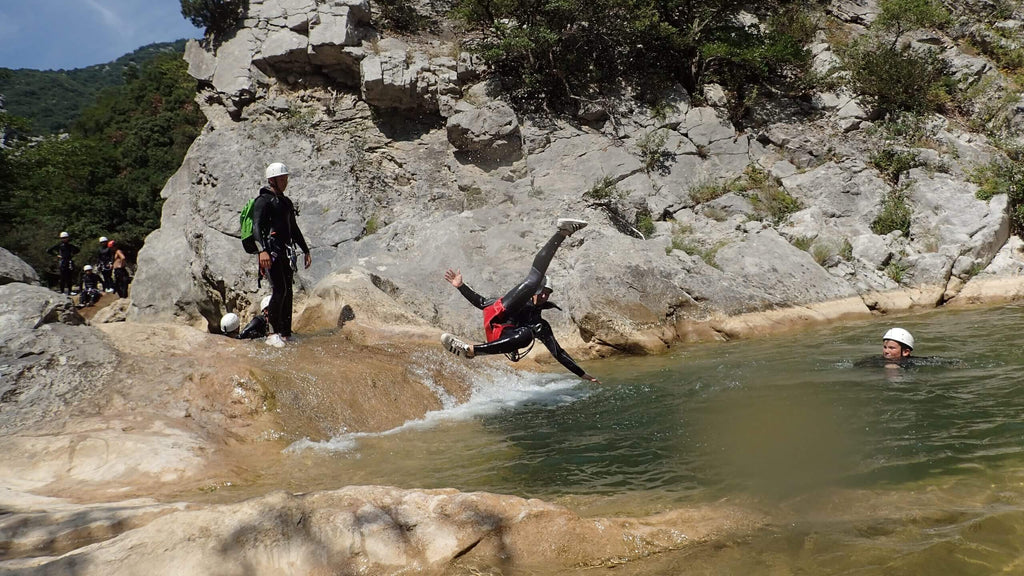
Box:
(444, 268), (463, 288)
(582, 373), (600, 383)
(304, 252), (312, 269)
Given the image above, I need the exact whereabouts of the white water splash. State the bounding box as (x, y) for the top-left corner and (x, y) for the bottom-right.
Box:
(284, 368), (588, 454)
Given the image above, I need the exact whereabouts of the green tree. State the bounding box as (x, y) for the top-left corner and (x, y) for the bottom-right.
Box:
(0, 52), (204, 282)
(180, 0), (247, 39)
(874, 0), (949, 48)
(455, 0), (811, 113)
(843, 41), (950, 117)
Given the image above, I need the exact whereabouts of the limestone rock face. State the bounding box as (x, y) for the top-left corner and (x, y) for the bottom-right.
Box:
(0, 247), (38, 285)
(135, 0), (1024, 351)
(6, 486), (762, 576)
(0, 283), (109, 435)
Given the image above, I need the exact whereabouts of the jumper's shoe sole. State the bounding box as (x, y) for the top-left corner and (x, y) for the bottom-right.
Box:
(266, 334), (286, 348)
(557, 218), (588, 236)
(441, 333), (473, 358)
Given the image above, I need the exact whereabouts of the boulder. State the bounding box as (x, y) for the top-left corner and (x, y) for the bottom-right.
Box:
(0, 247), (38, 285)
(445, 101), (522, 161)
(0, 283), (109, 435)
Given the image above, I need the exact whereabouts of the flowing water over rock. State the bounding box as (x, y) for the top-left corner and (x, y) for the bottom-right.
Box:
(210, 304), (1024, 574)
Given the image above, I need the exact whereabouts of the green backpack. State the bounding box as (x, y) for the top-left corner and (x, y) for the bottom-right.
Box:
(240, 197), (259, 254)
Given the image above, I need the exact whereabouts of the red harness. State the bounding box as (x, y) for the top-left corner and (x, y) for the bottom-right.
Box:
(483, 299), (513, 342)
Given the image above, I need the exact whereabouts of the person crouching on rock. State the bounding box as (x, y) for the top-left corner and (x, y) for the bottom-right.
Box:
(220, 296), (272, 339)
(440, 218), (599, 383)
(78, 265), (102, 307)
(251, 162), (312, 348)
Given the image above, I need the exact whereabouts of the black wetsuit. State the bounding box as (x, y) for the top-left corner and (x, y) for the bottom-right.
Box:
(79, 272), (102, 306)
(251, 186), (309, 339)
(97, 245), (114, 290)
(238, 315), (269, 340)
(854, 356), (964, 369)
(47, 240), (80, 294)
(455, 231), (586, 378)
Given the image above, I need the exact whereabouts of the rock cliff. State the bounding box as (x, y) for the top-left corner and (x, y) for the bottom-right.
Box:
(128, 0), (1024, 355)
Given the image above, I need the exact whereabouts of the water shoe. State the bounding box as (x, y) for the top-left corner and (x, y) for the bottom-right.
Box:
(557, 218), (588, 235)
(441, 333), (474, 358)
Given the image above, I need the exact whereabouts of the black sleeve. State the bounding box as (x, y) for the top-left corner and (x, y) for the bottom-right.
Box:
(250, 195), (270, 253)
(70, 244), (80, 255)
(47, 243), (59, 256)
(534, 320), (586, 377)
(457, 283), (493, 310)
(291, 209), (309, 254)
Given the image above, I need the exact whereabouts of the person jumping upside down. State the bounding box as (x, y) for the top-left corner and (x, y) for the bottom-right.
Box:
(441, 218), (599, 383)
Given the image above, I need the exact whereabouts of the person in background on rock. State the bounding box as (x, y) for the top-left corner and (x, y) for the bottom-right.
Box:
(97, 236), (115, 293)
(440, 218), (599, 383)
(109, 240), (129, 298)
(252, 162), (311, 348)
(47, 231), (80, 296)
(78, 265), (102, 307)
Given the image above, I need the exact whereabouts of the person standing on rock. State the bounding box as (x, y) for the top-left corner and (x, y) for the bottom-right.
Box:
(47, 231), (80, 296)
(97, 236), (115, 293)
(441, 218), (599, 383)
(251, 162), (311, 347)
(109, 240), (129, 298)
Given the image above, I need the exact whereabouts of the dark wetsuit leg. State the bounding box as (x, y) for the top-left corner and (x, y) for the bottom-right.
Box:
(497, 232), (566, 315)
(266, 249), (295, 337)
(473, 326), (535, 356)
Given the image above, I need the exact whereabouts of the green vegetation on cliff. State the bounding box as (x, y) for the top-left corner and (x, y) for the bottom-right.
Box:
(0, 40), (189, 135)
(454, 0), (814, 116)
(0, 51), (204, 282)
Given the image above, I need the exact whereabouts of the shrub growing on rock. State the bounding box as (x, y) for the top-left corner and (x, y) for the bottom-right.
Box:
(971, 148), (1024, 233)
(842, 41), (952, 117)
(455, 0), (812, 113)
(180, 0), (246, 40)
(871, 187), (913, 237)
(870, 148), (924, 183)
(874, 0), (950, 49)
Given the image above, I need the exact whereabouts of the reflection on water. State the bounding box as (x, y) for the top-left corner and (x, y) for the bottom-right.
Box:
(226, 305), (1024, 574)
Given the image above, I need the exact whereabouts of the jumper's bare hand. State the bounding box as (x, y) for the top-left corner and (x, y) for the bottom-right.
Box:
(444, 268), (463, 288)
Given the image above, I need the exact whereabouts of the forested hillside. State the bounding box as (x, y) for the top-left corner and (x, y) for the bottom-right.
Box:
(0, 48), (205, 283)
(0, 40), (188, 135)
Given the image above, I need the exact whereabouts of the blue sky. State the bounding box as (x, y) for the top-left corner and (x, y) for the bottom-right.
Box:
(0, 0), (203, 71)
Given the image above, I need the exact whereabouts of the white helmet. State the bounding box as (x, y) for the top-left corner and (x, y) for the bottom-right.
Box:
(83, 264), (93, 272)
(883, 327), (914, 350)
(99, 236), (108, 243)
(220, 313), (240, 333)
(535, 275), (554, 294)
(60, 231), (69, 238)
(265, 162), (289, 179)
(261, 295), (272, 310)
